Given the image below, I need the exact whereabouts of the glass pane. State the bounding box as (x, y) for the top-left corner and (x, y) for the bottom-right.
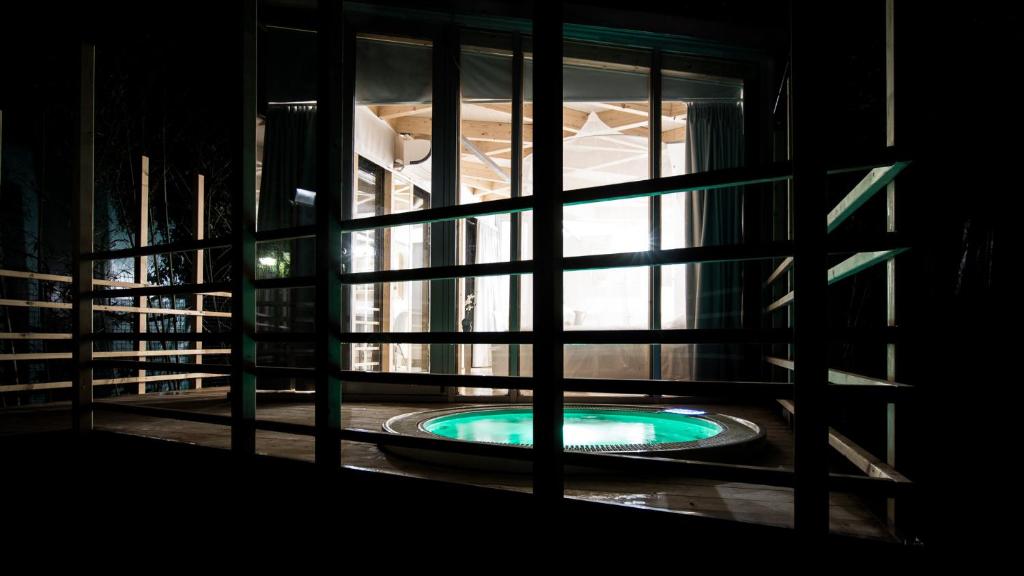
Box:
(661, 184), (746, 251)
(458, 214), (513, 265)
(355, 35), (433, 215)
(461, 37), (515, 204)
(256, 286), (315, 334)
(564, 198), (649, 257)
(661, 260), (745, 330)
(519, 272), (533, 332)
(564, 268), (649, 330)
(457, 344), (510, 396)
(523, 48), (534, 197)
(562, 44), (650, 191)
(565, 344), (649, 379)
(519, 344), (646, 396)
(659, 57), (744, 250)
(458, 275), (511, 333)
(256, 237), (314, 280)
(660, 343), (748, 381)
(660, 100), (688, 177)
(258, 25), (318, 233)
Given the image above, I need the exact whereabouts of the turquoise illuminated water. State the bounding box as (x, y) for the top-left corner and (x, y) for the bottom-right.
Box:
(422, 408), (723, 448)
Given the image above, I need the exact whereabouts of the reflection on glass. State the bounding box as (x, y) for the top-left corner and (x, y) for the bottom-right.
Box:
(256, 238), (314, 280)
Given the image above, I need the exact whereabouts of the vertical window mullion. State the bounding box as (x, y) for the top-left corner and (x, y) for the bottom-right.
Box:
(648, 49), (662, 386)
(314, 0), (345, 467)
(532, 5), (565, 502)
(431, 24), (459, 380)
(509, 32), (524, 396)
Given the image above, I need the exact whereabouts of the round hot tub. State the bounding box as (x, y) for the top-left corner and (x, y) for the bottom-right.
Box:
(382, 404), (764, 472)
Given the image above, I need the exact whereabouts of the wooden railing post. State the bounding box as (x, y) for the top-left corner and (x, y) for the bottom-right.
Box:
(136, 155), (149, 394)
(195, 174), (205, 390)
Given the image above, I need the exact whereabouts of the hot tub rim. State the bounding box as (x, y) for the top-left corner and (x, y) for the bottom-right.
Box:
(382, 403), (765, 456)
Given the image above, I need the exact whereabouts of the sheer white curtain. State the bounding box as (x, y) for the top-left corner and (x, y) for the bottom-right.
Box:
(471, 216), (510, 369)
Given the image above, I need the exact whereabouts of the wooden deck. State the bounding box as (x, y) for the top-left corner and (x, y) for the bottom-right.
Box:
(0, 390), (892, 540)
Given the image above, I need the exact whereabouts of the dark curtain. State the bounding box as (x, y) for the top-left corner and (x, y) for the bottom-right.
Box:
(259, 105), (316, 234)
(684, 102), (744, 380)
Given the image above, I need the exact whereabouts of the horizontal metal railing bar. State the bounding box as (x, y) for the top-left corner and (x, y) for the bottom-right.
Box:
(2, 372), (226, 391)
(92, 401), (233, 427)
(562, 378), (794, 398)
(337, 331), (530, 344)
(93, 304), (232, 317)
(0, 269), (231, 296)
(0, 332), (73, 340)
(336, 372), (794, 399)
(564, 328), (792, 344)
(253, 276), (317, 290)
(85, 333), (233, 342)
(334, 329), (792, 345)
(83, 282), (233, 299)
(766, 356), (913, 400)
(342, 243), (798, 284)
(0, 349), (231, 361)
(564, 242), (794, 271)
(828, 473), (914, 497)
(0, 298), (71, 310)
(88, 360), (233, 375)
(828, 426), (911, 483)
(765, 356), (794, 370)
(562, 162), (793, 206)
(254, 225), (317, 243)
(337, 370), (532, 389)
(0, 298), (236, 313)
(559, 452), (795, 486)
(97, 373), (226, 386)
(340, 427), (538, 461)
(94, 349), (231, 358)
(1, 380), (65, 392)
(827, 162), (909, 234)
(765, 291), (794, 313)
(0, 352), (71, 361)
(83, 237), (232, 261)
(0, 268), (75, 283)
(341, 196), (533, 232)
(826, 367), (904, 388)
(342, 261), (533, 284)
(828, 249), (907, 285)
(777, 398), (912, 491)
(252, 331), (319, 343)
(764, 257), (793, 287)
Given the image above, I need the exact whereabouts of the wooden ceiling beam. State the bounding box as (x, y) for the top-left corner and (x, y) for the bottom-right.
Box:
(377, 104), (433, 120)
(388, 109), (684, 148)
